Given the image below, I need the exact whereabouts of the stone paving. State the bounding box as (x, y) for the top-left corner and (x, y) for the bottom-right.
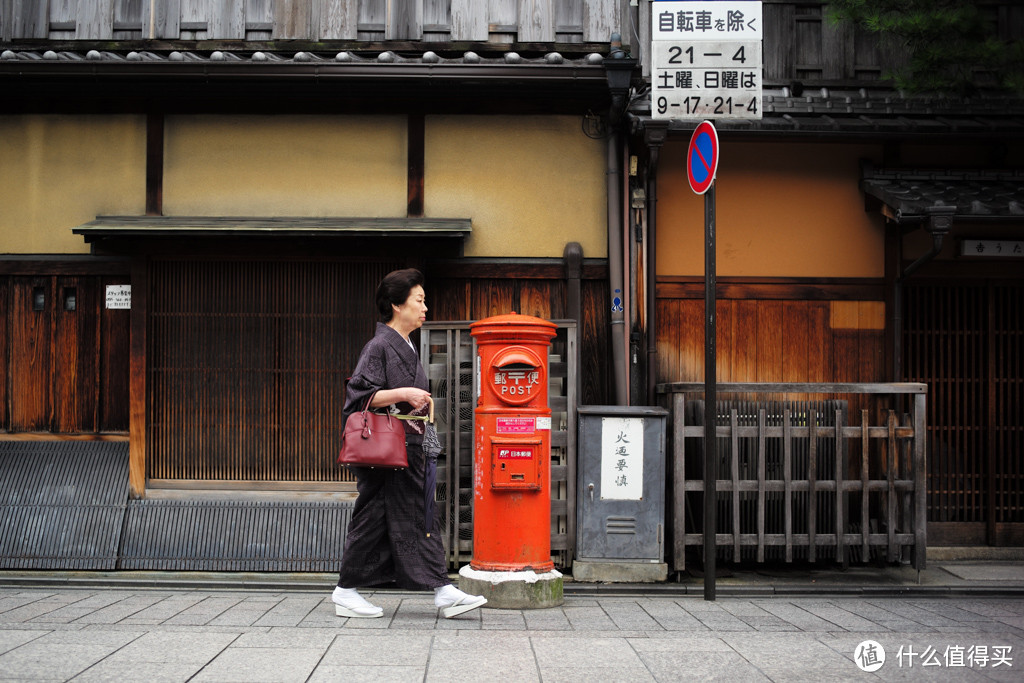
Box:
(1, 584), (1022, 682)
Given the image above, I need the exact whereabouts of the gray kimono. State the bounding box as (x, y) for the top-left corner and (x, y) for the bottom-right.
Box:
(337, 323), (449, 591)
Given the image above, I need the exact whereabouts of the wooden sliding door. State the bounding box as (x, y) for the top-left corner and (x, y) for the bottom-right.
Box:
(146, 258), (400, 483)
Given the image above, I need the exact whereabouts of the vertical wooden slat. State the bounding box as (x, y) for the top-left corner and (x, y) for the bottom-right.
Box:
(987, 282), (997, 541)
(834, 407), (845, 564)
(141, 0), (180, 38)
(519, 0), (554, 42)
(783, 407), (793, 562)
(756, 407), (766, 563)
(886, 410), (897, 562)
(208, 0), (243, 38)
(673, 392), (686, 571)
(386, 0), (422, 40)
(320, 0), (358, 40)
(730, 408), (740, 561)
(582, 0), (616, 43)
(12, 0), (49, 39)
(274, 0), (315, 38)
(807, 408), (817, 562)
(450, 0), (486, 40)
(77, 0), (113, 39)
(129, 258), (148, 496)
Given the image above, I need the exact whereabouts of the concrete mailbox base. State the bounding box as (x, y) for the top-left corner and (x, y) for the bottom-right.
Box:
(572, 560), (668, 583)
(458, 565), (564, 609)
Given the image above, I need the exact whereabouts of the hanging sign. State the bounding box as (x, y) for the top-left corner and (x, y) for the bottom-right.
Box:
(651, 1), (763, 120)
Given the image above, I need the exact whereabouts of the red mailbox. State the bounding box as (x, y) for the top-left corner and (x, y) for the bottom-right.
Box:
(469, 313), (557, 573)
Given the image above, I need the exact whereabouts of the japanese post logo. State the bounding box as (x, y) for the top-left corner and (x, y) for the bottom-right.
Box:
(489, 346), (544, 405)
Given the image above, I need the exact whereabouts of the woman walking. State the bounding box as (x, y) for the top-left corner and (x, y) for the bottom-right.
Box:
(333, 268), (487, 619)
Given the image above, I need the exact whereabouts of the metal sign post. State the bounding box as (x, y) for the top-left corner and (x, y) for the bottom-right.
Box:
(703, 182), (717, 602)
(686, 120), (719, 601)
(654, 0), (762, 601)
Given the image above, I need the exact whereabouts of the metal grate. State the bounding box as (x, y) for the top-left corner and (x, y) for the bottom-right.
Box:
(0, 441), (129, 569)
(119, 499), (352, 572)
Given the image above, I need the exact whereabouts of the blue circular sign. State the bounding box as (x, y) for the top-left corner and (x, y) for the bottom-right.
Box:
(687, 121), (719, 195)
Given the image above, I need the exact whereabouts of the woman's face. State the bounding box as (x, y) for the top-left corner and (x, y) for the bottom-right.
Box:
(391, 284), (427, 334)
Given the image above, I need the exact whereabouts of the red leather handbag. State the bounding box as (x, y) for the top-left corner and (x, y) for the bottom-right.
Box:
(337, 393), (409, 469)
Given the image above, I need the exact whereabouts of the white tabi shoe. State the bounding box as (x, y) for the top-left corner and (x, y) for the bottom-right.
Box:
(434, 584), (488, 619)
(332, 587), (383, 618)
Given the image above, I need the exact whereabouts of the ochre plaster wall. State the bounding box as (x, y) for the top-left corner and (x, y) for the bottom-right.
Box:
(163, 115), (408, 217)
(0, 115), (145, 254)
(426, 116), (608, 258)
(656, 141), (884, 278)
(0, 113), (606, 260)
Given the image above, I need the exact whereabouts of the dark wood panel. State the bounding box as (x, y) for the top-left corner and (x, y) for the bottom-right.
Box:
(53, 276), (99, 432)
(0, 277), (7, 430)
(580, 280), (611, 405)
(9, 277), (51, 431)
(0, 257), (130, 276)
(656, 298), (884, 388)
(470, 279), (518, 319)
(100, 276), (130, 431)
(657, 278), (887, 301)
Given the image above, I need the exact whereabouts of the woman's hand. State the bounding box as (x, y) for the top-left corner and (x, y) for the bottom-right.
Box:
(402, 387), (432, 410)
(370, 387), (431, 410)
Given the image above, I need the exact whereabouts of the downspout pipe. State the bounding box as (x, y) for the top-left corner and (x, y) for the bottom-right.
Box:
(893, 205), (955, 382)
(607, 131), (628, 405)
(642, 121), (669, 405)
(604, 50), (636, 405)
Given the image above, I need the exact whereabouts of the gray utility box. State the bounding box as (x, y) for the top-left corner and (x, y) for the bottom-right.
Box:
(574, 405), (668, 583)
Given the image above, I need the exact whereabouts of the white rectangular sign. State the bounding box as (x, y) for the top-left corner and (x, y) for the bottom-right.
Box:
(652, 1), (763, 42)
(961, 240), (1024, 258)
(600, 416), (644, 501)
(105, 284), (131, 309)
(652, 1), (763, 121)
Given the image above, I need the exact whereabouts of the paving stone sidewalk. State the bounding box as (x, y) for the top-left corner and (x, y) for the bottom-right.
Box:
(1, 584), (1022, 682)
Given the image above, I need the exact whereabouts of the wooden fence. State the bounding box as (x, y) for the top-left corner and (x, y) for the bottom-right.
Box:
(659, 383), (927, 571)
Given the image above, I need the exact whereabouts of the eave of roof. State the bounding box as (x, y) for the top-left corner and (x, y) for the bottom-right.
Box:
(860, 168), (1024, 222)
(4, 47), (1024, 138)
(73, 216), (473, 239)
(629, 88), (1024, 140)
(0, 47), (616, 115)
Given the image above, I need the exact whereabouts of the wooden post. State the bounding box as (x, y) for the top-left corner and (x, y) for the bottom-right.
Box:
(128, 257), (148, 497)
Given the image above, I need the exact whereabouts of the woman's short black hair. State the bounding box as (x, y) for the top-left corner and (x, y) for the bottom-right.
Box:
(376, 268), (425, 322)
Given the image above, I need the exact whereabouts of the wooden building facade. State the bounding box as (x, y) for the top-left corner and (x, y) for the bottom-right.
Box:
(1, 0), (1022, 568)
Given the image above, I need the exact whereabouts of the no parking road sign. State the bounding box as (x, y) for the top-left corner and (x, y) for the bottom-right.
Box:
(686, 120), (718, 195)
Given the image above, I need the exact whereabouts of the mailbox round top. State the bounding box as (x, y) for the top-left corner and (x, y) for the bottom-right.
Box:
(469, 312), (557, 342)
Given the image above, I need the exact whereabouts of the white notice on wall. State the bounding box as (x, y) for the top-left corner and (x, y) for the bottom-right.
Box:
(105, 284), (131, 309)
(600, 416), (644, 500)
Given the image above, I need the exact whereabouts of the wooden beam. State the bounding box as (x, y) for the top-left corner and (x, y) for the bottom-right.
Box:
(145, 114), (163, 216)
(128, 257), (148, 497)
(407, 113), (424, 217)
